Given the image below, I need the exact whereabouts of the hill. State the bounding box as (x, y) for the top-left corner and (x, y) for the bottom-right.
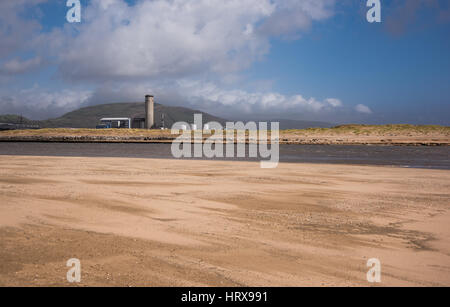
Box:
(0, 115), (38, 125)
(1, 103), (227, 129)
(0, 103), (337, 129)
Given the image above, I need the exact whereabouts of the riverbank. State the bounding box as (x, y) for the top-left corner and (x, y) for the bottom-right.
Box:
(0, 156), (449, 286)
(0, 125), (449, 146)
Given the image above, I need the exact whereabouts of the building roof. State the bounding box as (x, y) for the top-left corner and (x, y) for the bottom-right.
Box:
(100, 118), (131, 121)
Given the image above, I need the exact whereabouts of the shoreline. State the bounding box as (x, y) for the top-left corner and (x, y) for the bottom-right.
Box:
(0, 153), (447, 171)
(0, 135), (448, 146)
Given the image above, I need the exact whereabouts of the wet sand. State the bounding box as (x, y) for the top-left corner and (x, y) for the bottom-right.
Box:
(0, 156), (449, 286)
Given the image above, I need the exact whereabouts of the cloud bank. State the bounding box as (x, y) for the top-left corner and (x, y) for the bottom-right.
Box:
(0, 0), (353, 120)
(41, 0), (335, 82)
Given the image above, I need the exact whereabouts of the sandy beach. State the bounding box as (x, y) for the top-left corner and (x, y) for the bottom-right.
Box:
(0, 156), (449, 286)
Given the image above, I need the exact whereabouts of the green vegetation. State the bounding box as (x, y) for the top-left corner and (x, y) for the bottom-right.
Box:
(1, 124), (449, 138)
(0, 128), (174, 137)
(284, 124), (450, 135)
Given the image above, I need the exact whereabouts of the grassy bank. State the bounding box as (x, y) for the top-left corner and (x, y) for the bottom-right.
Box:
(0, 125), (449, 145)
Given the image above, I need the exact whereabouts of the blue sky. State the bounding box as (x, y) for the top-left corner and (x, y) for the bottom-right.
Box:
(1, 0), (449, 124)
(247, 1), (450, 123)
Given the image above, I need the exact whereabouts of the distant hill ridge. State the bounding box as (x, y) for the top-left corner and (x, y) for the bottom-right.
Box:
(0, 103), (227, 129)
(0, 102), (335, 129)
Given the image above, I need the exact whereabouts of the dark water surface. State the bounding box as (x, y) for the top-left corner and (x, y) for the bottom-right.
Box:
(0, 142), (449, 170)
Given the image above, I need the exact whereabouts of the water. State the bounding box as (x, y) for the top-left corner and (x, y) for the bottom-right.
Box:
(0, 142), (449, 170)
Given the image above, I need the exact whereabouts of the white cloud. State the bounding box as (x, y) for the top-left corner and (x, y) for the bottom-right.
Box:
(44, 0), (272, 80)
(33, 0), (336, 82)
(0, 0), (46, 58)
(0, 86), (92, 119)
(325, 98), (343, 108)
(0, 57), (43, 75)
(355, 104), (373, 114)
(258, 0), (335, 38)
(179, 80), (342, 113)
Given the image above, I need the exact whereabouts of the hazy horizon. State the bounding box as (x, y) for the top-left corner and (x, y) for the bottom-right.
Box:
(2, 99), (450, 127)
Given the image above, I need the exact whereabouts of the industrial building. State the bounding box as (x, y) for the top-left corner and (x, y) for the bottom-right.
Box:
(96, 95), (155, 129)
(145, 95), (154, 129)
(97, 118), (131, 129)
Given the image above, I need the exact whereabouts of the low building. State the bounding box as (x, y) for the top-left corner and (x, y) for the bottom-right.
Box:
(96, 95), (156, 129)
(98, 118), (131, 129)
